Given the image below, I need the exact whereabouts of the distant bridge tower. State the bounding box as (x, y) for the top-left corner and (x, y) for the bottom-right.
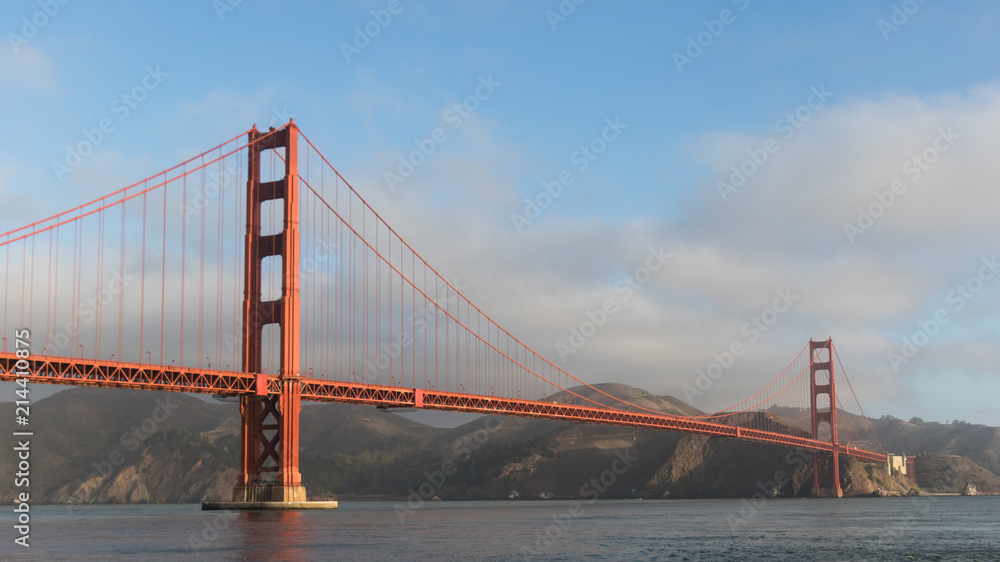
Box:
(810, 338), (842, 497)
(232, 123), (305, 503)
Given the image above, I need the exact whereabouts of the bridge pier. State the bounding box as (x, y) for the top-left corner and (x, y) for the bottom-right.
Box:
(231, 388), (307, 503)
(809, 339), (843, 497)
(204, 122), (334, 511)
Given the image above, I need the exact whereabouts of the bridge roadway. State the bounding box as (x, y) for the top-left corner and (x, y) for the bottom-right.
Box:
(0, 353), (887, 464)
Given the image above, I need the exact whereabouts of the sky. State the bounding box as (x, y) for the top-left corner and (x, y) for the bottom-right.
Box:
(1, 1), (999, 426)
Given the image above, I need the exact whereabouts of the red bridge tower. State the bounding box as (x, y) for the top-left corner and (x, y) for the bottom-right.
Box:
(232, 123), (305, 503)
(810, 338), (842, 497)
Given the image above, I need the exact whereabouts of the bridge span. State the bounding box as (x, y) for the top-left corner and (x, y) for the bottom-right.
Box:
(1, 122), (898, 503)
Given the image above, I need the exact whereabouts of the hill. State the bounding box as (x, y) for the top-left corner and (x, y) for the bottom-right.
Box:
(915, 455), (1000, 495)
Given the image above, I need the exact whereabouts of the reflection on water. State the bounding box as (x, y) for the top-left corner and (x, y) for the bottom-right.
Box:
(27, 497), (1000, 561)
(228, 510), (308, 561)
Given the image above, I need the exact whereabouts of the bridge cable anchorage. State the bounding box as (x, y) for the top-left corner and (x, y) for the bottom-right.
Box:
(0, 123), (888, 504)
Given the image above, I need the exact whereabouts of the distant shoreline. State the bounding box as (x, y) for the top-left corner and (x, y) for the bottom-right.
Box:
(42, 494), (1000, 506)
(921, 492), (998, 496)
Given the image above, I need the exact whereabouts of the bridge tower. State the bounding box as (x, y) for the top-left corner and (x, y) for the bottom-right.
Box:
(809, 338), (842, 497)
(232, 122), (306, 503)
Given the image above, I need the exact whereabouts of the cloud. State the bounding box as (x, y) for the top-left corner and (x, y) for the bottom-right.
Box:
(685, 84), (1000, 262)
(340, 81), (1000, 422)
(0, 45), (59, 93)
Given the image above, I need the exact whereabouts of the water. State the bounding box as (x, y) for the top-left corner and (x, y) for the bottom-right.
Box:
(5, 496), (999, 561)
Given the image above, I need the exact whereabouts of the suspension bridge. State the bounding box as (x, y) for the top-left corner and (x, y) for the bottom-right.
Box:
(0, 122), (901, 504)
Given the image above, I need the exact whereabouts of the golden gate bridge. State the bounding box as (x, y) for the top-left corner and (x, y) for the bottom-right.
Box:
(0, 121), (898, 505)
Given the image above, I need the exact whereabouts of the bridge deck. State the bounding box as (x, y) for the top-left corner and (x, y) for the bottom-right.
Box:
(0, 353), (887, 464)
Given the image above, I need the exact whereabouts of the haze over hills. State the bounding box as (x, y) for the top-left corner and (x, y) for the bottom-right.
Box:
(2, 384), (996, 505)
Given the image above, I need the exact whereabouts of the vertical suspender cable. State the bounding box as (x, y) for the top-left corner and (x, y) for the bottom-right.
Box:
(160, 173), (167, 365)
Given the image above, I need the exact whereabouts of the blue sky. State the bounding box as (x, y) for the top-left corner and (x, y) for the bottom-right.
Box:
(2, 1), (1000, 425)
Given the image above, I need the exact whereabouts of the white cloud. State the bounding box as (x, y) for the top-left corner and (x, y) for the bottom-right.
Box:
(686, 84), (1000, 262)
(338, 82), (1000, 422)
